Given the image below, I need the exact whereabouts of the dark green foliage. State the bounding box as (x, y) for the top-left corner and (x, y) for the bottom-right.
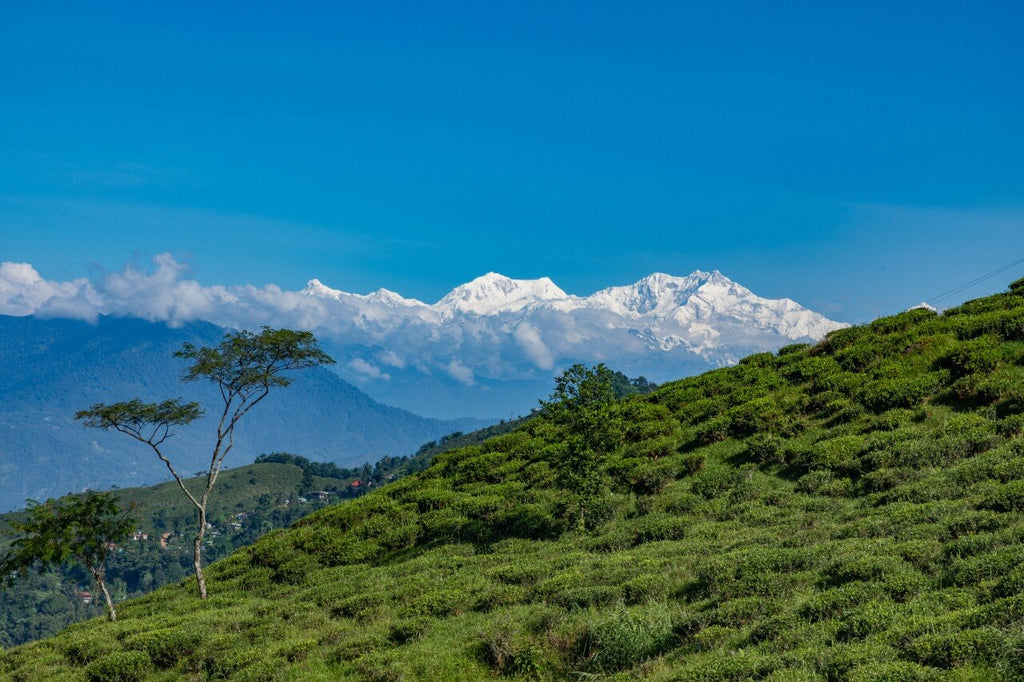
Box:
(540, 364), (620, 530)
(745, 432), (786, 464)
(0, 455), (417, 647)
(75, 399), (203, 433)
(1, 492), (135, 622)
(175, 327), (334, 390)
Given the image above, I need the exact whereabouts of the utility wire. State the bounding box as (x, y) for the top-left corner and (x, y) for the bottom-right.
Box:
(925, 256), (1024, 306)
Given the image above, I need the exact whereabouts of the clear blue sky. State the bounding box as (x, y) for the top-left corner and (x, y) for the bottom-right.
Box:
(1, 1), (1021, 322)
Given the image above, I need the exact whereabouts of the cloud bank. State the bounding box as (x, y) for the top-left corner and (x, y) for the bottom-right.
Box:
(1, 254), (847, 391)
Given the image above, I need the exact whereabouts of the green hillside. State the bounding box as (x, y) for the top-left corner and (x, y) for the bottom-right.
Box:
(6, 281), (1024, 679)
(0, 452), (428, 648)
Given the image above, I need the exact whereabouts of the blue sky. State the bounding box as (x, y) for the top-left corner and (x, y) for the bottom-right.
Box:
(1, 1), (1021, 322)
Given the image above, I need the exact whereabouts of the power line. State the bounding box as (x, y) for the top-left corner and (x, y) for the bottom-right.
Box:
(926, 256), (1024, 306)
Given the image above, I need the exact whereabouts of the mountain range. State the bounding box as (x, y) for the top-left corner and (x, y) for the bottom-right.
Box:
(301, 270), (848, 417)
(0, 315), (485, 513)
(1, 259), (848, 418)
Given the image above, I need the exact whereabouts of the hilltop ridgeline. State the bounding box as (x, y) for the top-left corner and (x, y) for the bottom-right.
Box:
(5, 280), (1024, 679)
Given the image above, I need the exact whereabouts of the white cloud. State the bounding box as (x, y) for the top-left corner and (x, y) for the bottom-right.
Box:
(445, 359), (475, 386)
(512, 322), (555, 370)
(377, 350), (407, 369)
(346, 358), (390, 381)
(0, 261), (99, 320)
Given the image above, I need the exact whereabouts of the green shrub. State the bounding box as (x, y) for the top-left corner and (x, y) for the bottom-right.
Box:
(627, 434), (682, 459)
(494, 503), (561, 540)
(907, 627), (1005, 668)
(997, 413), (1024, 437)
(857, 376), (939, 412)
(678, 452), (705, 476)
(936, 336), (1000, 379)
(388, 617), (430, 644)
(122, 628), (202, 668)
(673, 651), (780, 680)
(800, 583), (882, 622)
(694, 416), (731, 445)
(795, 470), (852, 497)
(746, 433), (786, 465)
(691, 467), (739, 499)
(577, 604), (673, 673)
(60, 635), (117, 666)
(622, 575), (667, 605)
(622, 460), (675, 496)
(835, 601), (899, 641)
(981, 480), (1024, 511)
(479, 628), (544, 677)
(811, 434), (866, 474)
(992, 565), (1024, 599)
(823, 554), (912, 587)
(727, 398), (788, 438)
(843, 660), (939, 681)
(84, 650), (151, 682)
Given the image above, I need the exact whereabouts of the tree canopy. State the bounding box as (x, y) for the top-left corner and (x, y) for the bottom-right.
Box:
(75, 327), (334, 599)
(1, 493), (135, 622)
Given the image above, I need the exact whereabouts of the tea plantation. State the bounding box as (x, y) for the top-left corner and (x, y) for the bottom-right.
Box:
(5, 280), (1024, 679)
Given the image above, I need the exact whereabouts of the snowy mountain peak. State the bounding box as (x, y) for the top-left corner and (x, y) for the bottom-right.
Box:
(301, 280), (424, 307)
(437, 272), (570, 316)
(588, 270), (720, 315)
(302, 279), (342, 299)
(362, 288), (425, 308)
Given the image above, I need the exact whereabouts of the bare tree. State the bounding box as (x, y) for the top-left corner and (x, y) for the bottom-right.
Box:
(76, 327), (334, 599)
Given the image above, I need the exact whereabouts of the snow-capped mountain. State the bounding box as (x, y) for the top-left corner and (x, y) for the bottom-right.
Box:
(292, 269), (847, 417)
(301, 269), (843, 351)
(436, 273), (571, 317)
(0, 258), (849, 419)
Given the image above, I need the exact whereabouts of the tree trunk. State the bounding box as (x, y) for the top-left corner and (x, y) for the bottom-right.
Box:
(194, 506), (208, 600)
(91, 568), (117, 622)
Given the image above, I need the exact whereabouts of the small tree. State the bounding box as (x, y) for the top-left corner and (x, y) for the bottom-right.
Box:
(1, 492), (135, 622)
(540, 363), (621, 530)
(76, 327), (334, 599)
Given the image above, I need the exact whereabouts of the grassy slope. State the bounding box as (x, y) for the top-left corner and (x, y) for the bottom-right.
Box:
(6, 282), (1024, 679)
(0, 457), (429, 648)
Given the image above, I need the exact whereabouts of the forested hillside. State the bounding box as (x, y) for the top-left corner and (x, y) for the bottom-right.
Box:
(5, 280), (1024, 679)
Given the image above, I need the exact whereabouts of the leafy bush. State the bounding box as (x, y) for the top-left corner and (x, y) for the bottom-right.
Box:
(981, 480), (1024, 511)
(84, 650), (151, 682)
(745, 432), (786, 465)
(693, 416), (731, 445)
(857, 376), (939, 412)
(678, 452), (705, 476)
(691, 467), (737, 499)
(60, 635), (117, 666)
(907, 627), (1006, 668)
(122, 628), (202, 668)
(577, 604), (673, 673)
(811, 435), (866, 474)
